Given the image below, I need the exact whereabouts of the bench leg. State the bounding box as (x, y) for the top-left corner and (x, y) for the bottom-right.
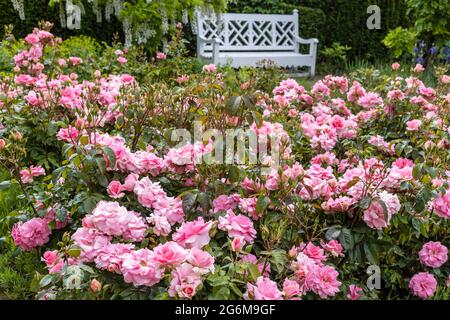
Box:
(309, 42), (318, 77)
(310, 64), (316, 77)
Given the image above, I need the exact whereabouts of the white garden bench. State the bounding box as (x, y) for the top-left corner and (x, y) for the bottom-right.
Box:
(196, 10), (319, 76)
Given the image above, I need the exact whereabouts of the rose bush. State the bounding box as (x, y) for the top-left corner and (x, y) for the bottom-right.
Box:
(0, 23), (449, 300)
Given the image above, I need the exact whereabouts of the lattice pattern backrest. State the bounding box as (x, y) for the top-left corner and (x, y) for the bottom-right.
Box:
(197, 13), (298, 54)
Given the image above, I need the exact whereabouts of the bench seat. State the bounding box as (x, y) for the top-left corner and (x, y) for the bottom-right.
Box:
(201, 51), (316, 68)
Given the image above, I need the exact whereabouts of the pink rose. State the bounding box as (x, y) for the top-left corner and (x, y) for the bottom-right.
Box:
(107, 180), (125, 199)
(218, 210), (256, 243)
(231, 236), (246, 252)
(186, 247), (214, 274)
(308, 265), (341, 298)
(12, 218), (51, 251)
(94, 243), (134, 274)
(346, 284), (363, 300)
(413, 64), (424, 73)
(25, 33), (40, 45)
(121, 249), (163, 287)
(419, 241), (448, 268)
(409, 272), (437, 299)
(406, 119), (422, 131)
(302, 242), (327, 262)
(168, 263), (202, 299)
(431, 190), (450, 219)
(151, 241), (188, 268)
(283, 279), (301, 299)
(172, 217), (212, 249)
(117, 56), (127, 64)
(41, 250), (58, 266)
(122, 173), (139, 192)
(56, 126), (79, 142)
(244, 276), (283, 300)
(90, 279), (102, 292)
(321, 240), (344, 257)
(69, 57), (82, 65)
(391, 62), (400, 70)
(202, 64), (217, 73)
(20, 169), (33, 183)
(156, 52), (166, 60)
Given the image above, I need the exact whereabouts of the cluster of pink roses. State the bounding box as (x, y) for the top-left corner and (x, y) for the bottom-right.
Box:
(243, 241), (346, 300)
(408, 241), (448, 299)
(67, 200), (214, 296)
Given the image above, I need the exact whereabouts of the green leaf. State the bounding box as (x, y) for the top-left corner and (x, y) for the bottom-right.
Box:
(228, 165), (241, 183)
(363, 242), (380, 265)
(83, 197), (97, 214)
(247, 263), (261, 281)
(229, 282), (243, 297)
(95, 156), (107, 175)
(79, 135), (89, 145)
(325, 226), (342, 240)
(270, 249), (287, 273)
(102, 146), (116, 169)
(412, 164), (422, 180)
(226, 96), (242, 115)
(251, 110), (263, 127)
(0, 180), (11, 191)
(339, 228), (354, 250)
(182, 191), (198, 214)
(39, 274), (53, 288)
(67, 247), (81, 257)
(256, 195), (270, 214)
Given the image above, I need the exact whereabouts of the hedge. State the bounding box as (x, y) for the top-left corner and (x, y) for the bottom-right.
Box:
(228, 0), (411, 61)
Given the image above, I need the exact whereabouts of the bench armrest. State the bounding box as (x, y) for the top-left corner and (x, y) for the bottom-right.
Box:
(198, 35), (222, 45)
(197, 36), (222, 64)
(294, 36), (319, 45)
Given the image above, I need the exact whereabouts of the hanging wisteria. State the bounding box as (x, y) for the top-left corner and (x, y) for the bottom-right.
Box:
(11, 0), (25, 20)
(11, 0), (227, 48)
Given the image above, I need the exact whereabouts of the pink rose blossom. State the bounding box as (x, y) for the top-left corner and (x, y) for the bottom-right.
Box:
(172, 217), (212, 249)
(406, 119), (422, 131)
(117, 56), (127, 64)
(244, 276), (283, 300)
(409, 272), (437, 299)
(95, 243), (134, 274)
(121, 249), (163, 287)
(391, 62), (400, 70)
(151, 241), (188, 268)
(202, 64), (217, 73)
(308, 265), (341, 298)
(283, 279), (301, 299)
(20, 169), (33, 183)
(231, 236), (246, 252)
(321, 240), (344, 257)
(413, 64), (424, 73)
(107, 180), (125, 199)
(168, 263), (202, 299)
(218, 210), (257, 243)
(12, 218), (51, 251)
(69, 57), (82, 65)
(347, 284), (363, 300)
(56, 126), (78, 142)
(186, 247), (215, 274)
(432, 190), (450, 219)
(156, 52), (166, 60)
(419, 241), (448, 268)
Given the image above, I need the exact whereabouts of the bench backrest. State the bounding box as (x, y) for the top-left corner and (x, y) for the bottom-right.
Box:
(196, 11), (299, 55)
